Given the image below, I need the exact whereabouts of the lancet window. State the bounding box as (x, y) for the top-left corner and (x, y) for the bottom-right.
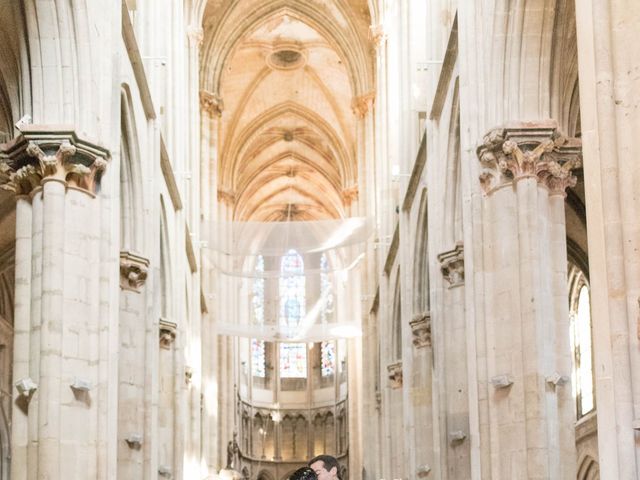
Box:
(279, 250), (307, 378)
(568, 264), (595, 418)
(321, 341), (335, 377)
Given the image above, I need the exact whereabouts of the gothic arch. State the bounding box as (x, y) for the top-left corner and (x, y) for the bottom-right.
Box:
(391, 269), (402, 361)
(159, 196), (173, 320)
(577, 455), (599, 480)
(443, 79), (461, 246)
(257, 470), (275, 480)
(221, 101), (353, 196)
(201, 1), (373, 97)
(412, 188), (429, 314)
(120, 85), (144, 251)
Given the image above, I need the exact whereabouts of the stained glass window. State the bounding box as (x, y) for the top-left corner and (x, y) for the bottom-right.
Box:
(320, 254), (334, 323)
(321, 341), (335, 377)
(279, 342), (307, 378)
(279, 250), (307, 377)
(251, 338), (266, 378)
(279, 250), (305, 329)
(252, 256), (266, 378)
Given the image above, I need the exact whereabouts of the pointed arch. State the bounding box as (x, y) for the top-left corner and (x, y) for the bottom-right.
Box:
(120, 85), (144, 251)
(391, 269), (402, 360)
(159, 196), (173, 320)
(201, 1), (373, 97)
(413, 188), (429, 314)
(221, 101), (354, 189)
(443, 79), (462, 245)
(577, 455), (599, 480)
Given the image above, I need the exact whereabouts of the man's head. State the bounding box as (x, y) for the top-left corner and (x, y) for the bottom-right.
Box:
(308, 455), (339, 480)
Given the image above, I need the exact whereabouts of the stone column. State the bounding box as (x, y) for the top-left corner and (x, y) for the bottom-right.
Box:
(3, 127), (109, 480)
(409, 312), (433, 479)
(117, 250), (151, 480)
(157, 318), (178, 477)
(475, 123), (580, 479)
(575, 1), (640, 478)
(351, 91), (375, 480)
(435, 243), (470, 480)
(10, 194), (32, 480)
(200, 89), (223, 471)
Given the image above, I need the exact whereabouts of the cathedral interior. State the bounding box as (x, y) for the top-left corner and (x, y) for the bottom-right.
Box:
(0, 0), (638, 479)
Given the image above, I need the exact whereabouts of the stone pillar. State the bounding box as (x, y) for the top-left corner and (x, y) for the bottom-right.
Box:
(117, 250), (151, 480)
(10, 194), (32, 480)
(158, 319), (177, 478)
(575, 1), (640, 477)
(409, 311), (433, 480)
(200, 88), (223, 471)
(3, 127), (109, 480)
(436, 243), (470, 480)
(475, 122), (580, 479)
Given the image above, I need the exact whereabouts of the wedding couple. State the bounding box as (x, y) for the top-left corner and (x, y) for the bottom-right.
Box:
(290, 455), (341, 480)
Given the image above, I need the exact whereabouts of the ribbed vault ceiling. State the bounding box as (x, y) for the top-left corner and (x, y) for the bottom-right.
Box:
(202, 0), (373, 221)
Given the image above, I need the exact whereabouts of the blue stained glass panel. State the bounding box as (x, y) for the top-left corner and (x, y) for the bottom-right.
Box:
(321, 341), (335, 377)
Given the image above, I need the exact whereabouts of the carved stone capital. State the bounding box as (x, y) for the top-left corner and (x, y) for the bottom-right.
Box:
(119, 251), (150, 292)
(159, 318), (177, 349)
(341, 184), (359, 206)
(369, 24), (386, 49)
(186, 25), (204, 47)
(0, 127), (110, 196)
(351, 91), (376, 118)
(477, 122), (582, 196)
(438, 242), (464, 288)
(410, 312), (431, 348)
(200, 90), (224, 117)
(387, 362), (403, 389)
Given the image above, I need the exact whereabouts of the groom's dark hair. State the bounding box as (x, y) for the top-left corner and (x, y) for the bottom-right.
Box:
(308, 455), (340, 477)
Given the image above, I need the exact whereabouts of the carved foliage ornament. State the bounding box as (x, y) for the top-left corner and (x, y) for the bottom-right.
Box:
(387, 361), (403, 389)
(119, 251), (150, 292)
(438, 242), (464, 288)
(200, 91), (224, 117)
(0, 129), (110, 196)
(477, 123), (582, 196)
(159, 318), (177, 349)
(342, 184), (359, 205)
(410, 313), (431, 347)
(369, 24), (386, 49)
(410, 312), (431, 348)
(351, 91), (376, 118)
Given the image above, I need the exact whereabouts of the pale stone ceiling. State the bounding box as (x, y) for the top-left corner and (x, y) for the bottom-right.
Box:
(202, 0), (374, 221)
